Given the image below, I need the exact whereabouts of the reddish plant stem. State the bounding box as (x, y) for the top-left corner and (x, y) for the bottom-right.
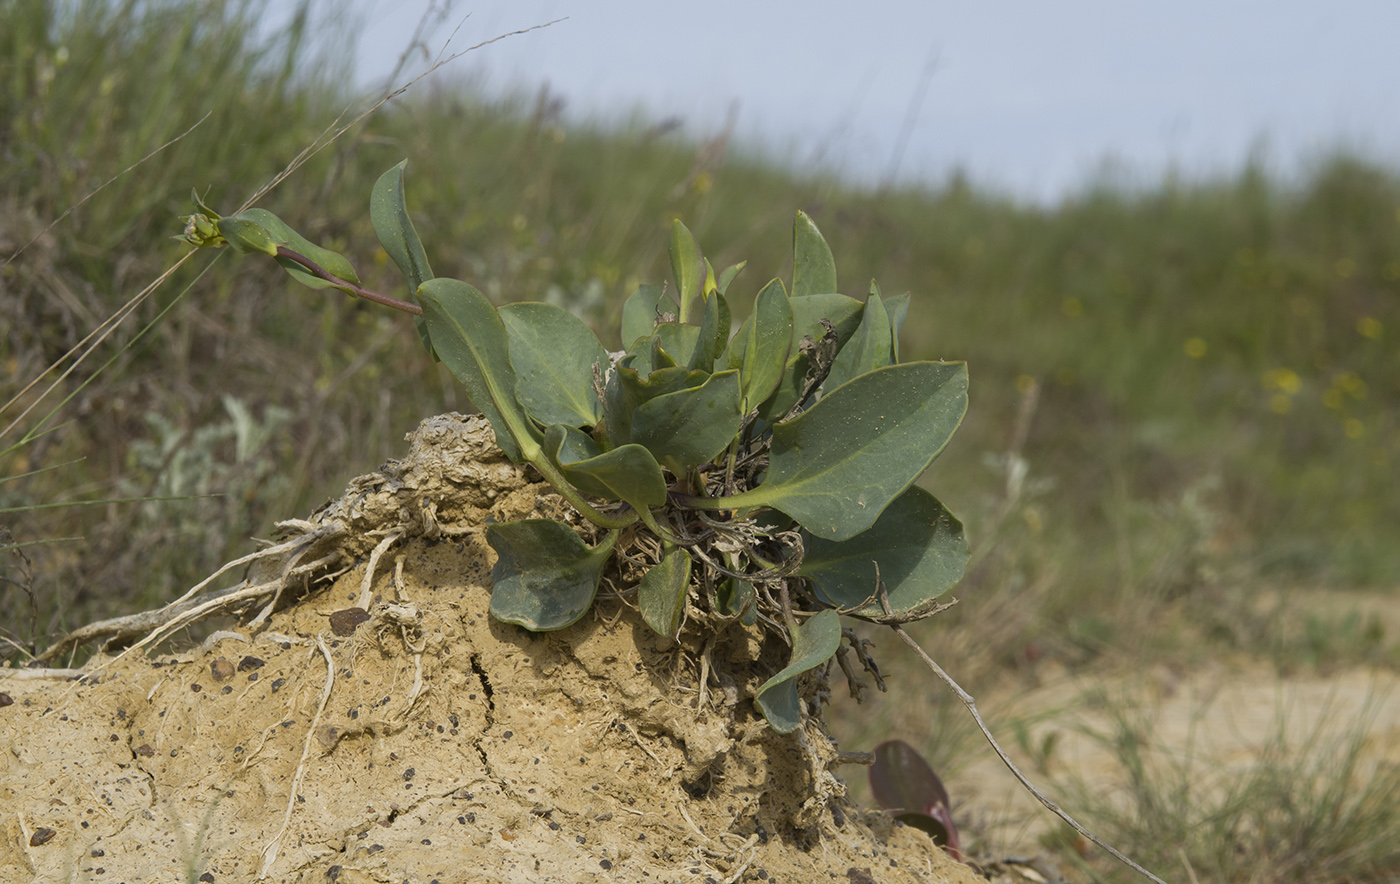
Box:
(275, 246), (423, 316)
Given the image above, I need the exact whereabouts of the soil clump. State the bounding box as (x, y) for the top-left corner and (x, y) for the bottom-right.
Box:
(1, 413), (979, 884)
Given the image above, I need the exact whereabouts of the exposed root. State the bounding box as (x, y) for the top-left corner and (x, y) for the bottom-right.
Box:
(13, 811), (35, 876)
(258, 633), (335, 879)
(36, 523), (344, 664)
(354, 527), (405, 610)
(792, 720), (847, 829)
(36, 413), (529, 666)
(692, 832), (762, 884)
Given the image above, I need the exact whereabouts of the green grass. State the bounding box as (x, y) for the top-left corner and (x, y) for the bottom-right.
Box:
(2, 2), (1398, 668)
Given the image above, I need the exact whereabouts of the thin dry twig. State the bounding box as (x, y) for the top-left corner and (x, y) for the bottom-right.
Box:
(235, 19), (565, 215)
(889, 624), (1168, 884)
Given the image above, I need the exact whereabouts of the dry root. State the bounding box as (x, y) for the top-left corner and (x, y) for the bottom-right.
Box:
(38, 413), (531, 665)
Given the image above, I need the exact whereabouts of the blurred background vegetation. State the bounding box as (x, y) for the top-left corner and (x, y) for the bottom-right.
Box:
(4, 0), (1397, 659)
(4, 2), (1399, 879)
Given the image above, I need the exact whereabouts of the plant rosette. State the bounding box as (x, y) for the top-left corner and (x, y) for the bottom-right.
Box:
(179, 161), (971, 733)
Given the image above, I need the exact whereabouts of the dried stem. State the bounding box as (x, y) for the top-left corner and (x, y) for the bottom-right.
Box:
(889, 624), (1168, 884)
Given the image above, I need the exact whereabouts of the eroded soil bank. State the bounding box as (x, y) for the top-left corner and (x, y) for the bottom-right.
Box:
(1, 414), (979, 884)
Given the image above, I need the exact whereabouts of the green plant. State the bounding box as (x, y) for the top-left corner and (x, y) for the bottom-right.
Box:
(177, 161), (971, 733)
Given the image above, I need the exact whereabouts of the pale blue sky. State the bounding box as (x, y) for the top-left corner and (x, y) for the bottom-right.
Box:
(346, 1), (1400, 203)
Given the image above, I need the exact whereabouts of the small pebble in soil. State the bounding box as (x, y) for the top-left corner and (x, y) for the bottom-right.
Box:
(210, 658), (235, 682)
(329, 607), (371, 636)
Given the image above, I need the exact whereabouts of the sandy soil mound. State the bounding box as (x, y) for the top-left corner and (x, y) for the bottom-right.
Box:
(1, 413), (979, 884)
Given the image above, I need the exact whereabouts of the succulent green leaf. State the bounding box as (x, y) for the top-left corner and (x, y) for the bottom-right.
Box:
(603, 363), (709, 446)
(614, 334), (666, 381)
(645, 336), (680, 374)
(499, 302), (607, 428)
(629, 369), (743, 471)
(738, 278), (793, 408)
(217, 215), (277, 256)
(638, 548), (692, 637)
(720, 361), (968, 540)
(884, 292), (911, 363)
(418, 278), (537, 462)
(236, 209), (362, 290)
(669, 219), (705, 321)
(824, 292), (892, 392)
(720, 319), (748, 372)
(622, 283), (666, 347)
(370, 160), (435, 353)
(545, 422), (601, 465)
(370, 161), (434, 292)
(790, 292), (866, 347)
(756, 292), (866, 423)
(715, 578), (757, 624)
(654, 322), (702, 370)
(544, 424), (668, 510)
(486, 521), (618, 631)
(716, 260), (747, 295)
(693, 290), (730, 372)
(791, 210), (837, 298)
(800, 485), (968, 619)
(755, 608), (841, 733)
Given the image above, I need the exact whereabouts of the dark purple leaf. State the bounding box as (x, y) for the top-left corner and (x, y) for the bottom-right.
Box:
(869, 739), (961, 859)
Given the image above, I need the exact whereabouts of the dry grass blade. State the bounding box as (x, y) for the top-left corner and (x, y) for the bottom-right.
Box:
(235, 18), (567, 214)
